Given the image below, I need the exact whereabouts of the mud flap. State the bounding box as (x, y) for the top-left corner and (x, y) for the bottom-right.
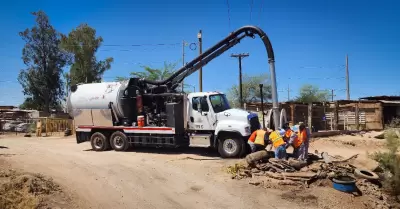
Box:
(76, 132), (90, 144)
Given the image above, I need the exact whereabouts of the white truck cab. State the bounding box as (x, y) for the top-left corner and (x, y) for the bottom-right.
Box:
(187, 92), (260, 157)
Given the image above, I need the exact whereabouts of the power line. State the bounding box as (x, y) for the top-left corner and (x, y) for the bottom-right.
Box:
(226, 0), (231, 30)
(249, 0), (254, 22)
(60, 43), (181, 47)
(259, 0), (264, 24)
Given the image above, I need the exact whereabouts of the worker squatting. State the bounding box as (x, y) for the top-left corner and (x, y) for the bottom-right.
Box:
(248, 122), (310, 161)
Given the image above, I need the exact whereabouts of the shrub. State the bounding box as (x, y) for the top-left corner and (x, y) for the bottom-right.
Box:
(371, 134), (400, 196)
(387, 117), (400, 128)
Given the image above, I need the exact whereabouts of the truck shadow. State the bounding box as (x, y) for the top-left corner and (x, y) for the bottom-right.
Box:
(83, 146), (221, 158)
(126, 146), (221, 158)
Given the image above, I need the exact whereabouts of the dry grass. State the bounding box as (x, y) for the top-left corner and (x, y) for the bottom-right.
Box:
(0, 170), (61, 209)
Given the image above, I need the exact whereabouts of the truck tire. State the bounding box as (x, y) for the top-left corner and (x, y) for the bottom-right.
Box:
(110, 131), (130, 151)
(354, 168), (379, 180)
(90, 132), (108, 151)
(218, 135), (244, 158)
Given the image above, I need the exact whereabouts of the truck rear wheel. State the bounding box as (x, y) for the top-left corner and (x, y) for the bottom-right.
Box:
(90, 132), (109, 151)
(110, 131), (129, 151)
(218, 135), (244, 158)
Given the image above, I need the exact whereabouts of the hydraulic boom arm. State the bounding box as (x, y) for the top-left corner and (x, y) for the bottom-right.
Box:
(140, 25), (281, 129)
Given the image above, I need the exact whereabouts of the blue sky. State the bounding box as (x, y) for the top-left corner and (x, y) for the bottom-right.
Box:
(1, 0), (399, 106)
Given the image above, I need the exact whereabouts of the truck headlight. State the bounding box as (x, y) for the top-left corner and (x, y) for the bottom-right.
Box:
(245, 126), (251, 134)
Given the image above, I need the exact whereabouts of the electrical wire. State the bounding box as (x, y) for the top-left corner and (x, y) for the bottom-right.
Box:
(60, 43), (181, 47)
(226, 0), (232, 31)
(250, 0), (254, 22)
(259, 0), (264, 24)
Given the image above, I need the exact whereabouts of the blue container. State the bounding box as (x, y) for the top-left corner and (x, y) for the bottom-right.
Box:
(332, 176), (357, 193)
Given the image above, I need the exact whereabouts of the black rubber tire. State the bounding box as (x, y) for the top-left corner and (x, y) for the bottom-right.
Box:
(90, 132), (108, 151)
(354, 169), (379, 180)
(217, 135), (244, 158)
(110, 131), (130, 152)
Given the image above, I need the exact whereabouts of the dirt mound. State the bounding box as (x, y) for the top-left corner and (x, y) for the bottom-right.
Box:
(0, 169), (63, 209)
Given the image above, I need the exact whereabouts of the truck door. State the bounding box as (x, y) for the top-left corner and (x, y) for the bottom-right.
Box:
(189, 96), (215, 130)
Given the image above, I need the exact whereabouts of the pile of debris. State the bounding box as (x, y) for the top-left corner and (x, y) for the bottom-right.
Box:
(228, 150), (360, 186)
(227, 150), (400, 208)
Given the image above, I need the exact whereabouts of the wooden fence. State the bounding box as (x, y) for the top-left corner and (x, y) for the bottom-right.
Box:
(245, 100), (384, 131)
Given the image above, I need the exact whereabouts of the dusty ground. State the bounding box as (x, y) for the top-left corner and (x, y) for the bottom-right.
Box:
(0, 133), (388, 209)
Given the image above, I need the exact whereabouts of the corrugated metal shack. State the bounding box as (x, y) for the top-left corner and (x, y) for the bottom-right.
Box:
(245, 96), (400, 131)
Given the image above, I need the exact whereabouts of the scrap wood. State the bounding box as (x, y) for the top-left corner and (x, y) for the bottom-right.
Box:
(281, 172), (317, 178)
(277, 180), (303, 186)
(331, 154), (358, 163)
(265, 172), (312, 182)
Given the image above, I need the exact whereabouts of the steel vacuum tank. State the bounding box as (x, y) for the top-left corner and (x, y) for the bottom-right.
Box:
(66, 81), (136, 123)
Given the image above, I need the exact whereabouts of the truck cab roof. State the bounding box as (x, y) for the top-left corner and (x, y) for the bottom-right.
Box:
(188, 91), (224, 97)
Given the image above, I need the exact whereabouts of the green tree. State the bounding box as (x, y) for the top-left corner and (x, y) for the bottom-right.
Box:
(18, 11), (68, 112)
(295, 84), (329, 103)
(115, 62), (177, 82)
(227, 73), (272, 108)
(61, 23), (113, 86)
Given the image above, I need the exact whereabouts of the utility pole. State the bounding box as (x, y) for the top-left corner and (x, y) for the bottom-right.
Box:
(231, 53), (249, 108)
(198, 30), (203, 92)
(182, 40), (186, 92)
(345, 54), (350, 100)
(287, 84), (290, 101)
(331, 89), (336, 102)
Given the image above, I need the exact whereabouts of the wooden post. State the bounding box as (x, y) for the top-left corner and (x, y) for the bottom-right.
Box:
(355, 103), (359, 130)
(308, 103), (313, 129)
(290, 104), (295, 126)
(334, 102), (339, 130)
(45, 117), (48, 137)
(376, 103), (383, 130)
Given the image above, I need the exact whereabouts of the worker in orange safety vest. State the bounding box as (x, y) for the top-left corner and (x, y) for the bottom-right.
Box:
(247, 128), (269, 153)
(282, 123), (297, 144)
(292, 122), (309, 161)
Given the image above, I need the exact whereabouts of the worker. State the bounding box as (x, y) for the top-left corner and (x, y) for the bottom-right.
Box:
(267, 129), (287, 159)
(247, 128), (269, 153)
(292, 122), (309, 161)
(282, 122), (297, 144)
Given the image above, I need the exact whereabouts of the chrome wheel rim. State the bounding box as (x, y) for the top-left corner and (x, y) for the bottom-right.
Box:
(223, 139), (237, 154)
(94, 136), (104, 149)
(113, 136), (124, 149)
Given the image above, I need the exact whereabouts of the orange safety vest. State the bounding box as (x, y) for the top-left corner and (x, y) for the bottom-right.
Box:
(293, 129), (307, 148)
(285, 129), (293, 140)
(268, 131), (285, 148)
(254, 130), (266, 146)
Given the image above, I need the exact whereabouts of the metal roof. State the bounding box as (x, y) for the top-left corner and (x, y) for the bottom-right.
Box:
(359, 95), (400, 101)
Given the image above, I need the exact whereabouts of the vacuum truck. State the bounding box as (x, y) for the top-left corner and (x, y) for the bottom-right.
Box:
(67, 25), (283, 158)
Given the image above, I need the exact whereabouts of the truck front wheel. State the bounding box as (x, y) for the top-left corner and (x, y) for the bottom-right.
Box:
(218, 135), (244, 158)
(110, 131), (130, 151)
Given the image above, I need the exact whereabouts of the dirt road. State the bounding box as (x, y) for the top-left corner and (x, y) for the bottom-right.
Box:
(0, 134), (380, 209)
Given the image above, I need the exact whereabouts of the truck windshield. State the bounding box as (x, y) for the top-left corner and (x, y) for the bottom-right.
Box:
(209, 94), (231, 113)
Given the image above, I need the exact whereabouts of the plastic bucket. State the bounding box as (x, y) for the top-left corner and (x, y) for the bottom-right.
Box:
(332, 176), (357, 193)
(137, 116), (145, 127)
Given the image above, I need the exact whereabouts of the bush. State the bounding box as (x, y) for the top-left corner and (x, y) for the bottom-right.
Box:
(371, 133), (400, 196)
(387, 117), (400, 128)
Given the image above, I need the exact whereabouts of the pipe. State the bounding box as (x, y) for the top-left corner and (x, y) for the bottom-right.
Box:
(141, 25), (279, 129)
(259, 83), (265, 129)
